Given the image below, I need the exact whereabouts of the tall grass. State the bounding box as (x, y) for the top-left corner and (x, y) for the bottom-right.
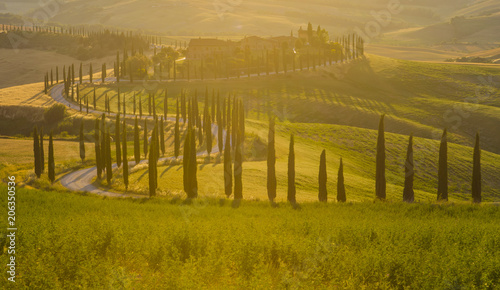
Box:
(1, 185), (499, 289)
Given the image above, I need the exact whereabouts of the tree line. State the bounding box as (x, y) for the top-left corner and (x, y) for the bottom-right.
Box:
(33, 111), (483, 204)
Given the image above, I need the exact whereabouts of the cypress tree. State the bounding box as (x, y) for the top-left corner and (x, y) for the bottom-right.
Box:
(102, 63), (106, 83)
(318, 149), (327, 202)
(105, 128), (112, 185)
(239, 100), (245, 152)
(56, 66), (59, 83)
(89, 63), (93, 83)
(211, 89), (216, 123)
(117, 89), (121, 114)
(217, 108), (223, 155)
(123, 95), (126, 116)
(143, 120), (148, 158)
(100, 115), (106, 177)
(233, 128), (243, 201)
(376, 114), (386, 200)
(188, 128), (198, 198)
(183, 127), (191, 195)
(93, 88), (96, 109)
(232, 96), (238, 150)
(160, 117), (165, 156)
(95, 119), (102, 179)
(148, 93), (152, 116)
(133, 93), (136, 115)
(139, 95), (143, 118)
(33, 127), (41, 178)
(287, 134), (296, 204)
(337, 158), (346, 202)
(163, 89), (168, 120)
(224, 128), (232, 198)
(267, 117), (276, 202)
(134, 117), (140, 164)
(115, 114), (121, 167)
(155, 117), (160, 161)
(79, 62), (83, 84)
(122, 120), (129, 190)
(175, 98), (180, 158)
(153, 94), (157, 118)
(181, 91), (186, 124)
(472, 133), (481, 203)
(86, 96), (89, 114)
(48, 131), (55, 183)
(437, 129), (448, 201)
(403, 134), (415, 203)
(205, 113), (212, 157)
(79, 121), (85, 162)
(39, 128), (44, 172)
(148, 123), (157, 197)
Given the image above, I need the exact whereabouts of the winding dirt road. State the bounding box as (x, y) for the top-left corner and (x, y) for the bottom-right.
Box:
(52, 78), (223, 198)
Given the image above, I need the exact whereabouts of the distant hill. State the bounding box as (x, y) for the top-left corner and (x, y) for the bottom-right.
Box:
(385, 13), (500, 45)
(0, 0), (485, 37)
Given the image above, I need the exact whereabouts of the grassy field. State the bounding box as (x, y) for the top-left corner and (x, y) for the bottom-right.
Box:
(1, 185), (499, 288)
(100, 119), (500, 203)
(0, 49), (115, 89)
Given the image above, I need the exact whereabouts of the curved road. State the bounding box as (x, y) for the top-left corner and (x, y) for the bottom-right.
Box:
(53, 60), (340, 198)
(52, 77), (224, 198)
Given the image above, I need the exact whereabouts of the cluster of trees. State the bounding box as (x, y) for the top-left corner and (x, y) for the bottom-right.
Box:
(1, 24), (149, 60)
(32, 127), (55, 183)
(375, 115), (482, 203)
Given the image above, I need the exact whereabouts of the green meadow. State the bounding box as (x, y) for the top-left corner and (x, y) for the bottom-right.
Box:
(1, 185), (499, 288)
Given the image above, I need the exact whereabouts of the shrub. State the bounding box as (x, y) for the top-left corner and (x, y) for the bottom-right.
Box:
(44, 104), (66, 124)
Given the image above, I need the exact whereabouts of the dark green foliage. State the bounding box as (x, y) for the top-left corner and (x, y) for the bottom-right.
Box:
(133, 93), (136, 115)
(160, 117), (165, 156)
(100, 115), (106, 180)
(102, 63), (106, 83)
(148, 123), (158, 197)
(437, 129), (448, 201)
(287, 134), (296, 204)
(44, 104), (66, 124)
(95, 119), (102, 179)
(148, 94), (152, 116)
(472, 133), (481, 203)
(105, 128), (112, 185)
(115, 114), (121, 167)
(318, 149), (327, 202)
(224, 129), (232, 198)
(267, 117), (276, 202)
(143, 120), (148, 158)
(175, 98), (180, 159)
(93, 88), (96, 109)
(79, 121), (85, 162)
(403, 135), (414, 203)
(163, 89), (168, 120)
(183, 127), (191, 194)
(205, 113), (212, 157)
(188, 128), (198, 199)
(134, 117), (140, 165)
(39, 128), (44, 172)
(33, 127), (41, 178)
(234, 129), (243, 200)
(376, 114), (386, 200)
(181, 91), (186, 124)
(79, 63), (82, 84)
(139, 96), (143, 118)
(89, 63), (93, 83)
(122, 120), (129, 190)
(337, 158), (346, 202)
(48, 131), (55, 183)
(117, 89), (121, 114)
